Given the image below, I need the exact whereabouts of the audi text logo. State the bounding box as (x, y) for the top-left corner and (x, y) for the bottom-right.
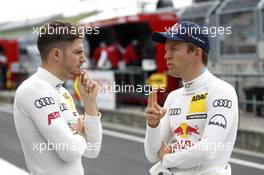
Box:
(168, 108), (181, 116)
(34, 97), (55, 108)
(213, 99), (232, 108)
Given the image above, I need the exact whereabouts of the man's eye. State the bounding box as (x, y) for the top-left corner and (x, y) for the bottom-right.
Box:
(75, 51), (82, 54)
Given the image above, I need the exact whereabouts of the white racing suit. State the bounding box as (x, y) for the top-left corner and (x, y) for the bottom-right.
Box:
(149, 161), (231, 175)
(145, 69), (238, 175)
(14, 67), (102, 175)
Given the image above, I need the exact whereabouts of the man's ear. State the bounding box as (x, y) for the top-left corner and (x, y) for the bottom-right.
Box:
(194, 47), (203, 61)
(49, 48), (63, 62)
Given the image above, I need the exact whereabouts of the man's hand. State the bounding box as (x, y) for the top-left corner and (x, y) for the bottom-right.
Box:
(144, 91), (166, 128)
(78, 70), (98, 102)
(78, 70), (99, 116)
(77, 115), (86, 139)
(158, 142), (172, 160)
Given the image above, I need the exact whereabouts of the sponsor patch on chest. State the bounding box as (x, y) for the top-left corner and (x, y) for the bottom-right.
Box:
(187, 92), (208, 120)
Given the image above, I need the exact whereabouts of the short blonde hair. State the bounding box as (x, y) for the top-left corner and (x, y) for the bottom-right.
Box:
(186, 42), (208, 66)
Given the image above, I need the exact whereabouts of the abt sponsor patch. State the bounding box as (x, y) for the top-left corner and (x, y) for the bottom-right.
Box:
(48, 112), (61, 125)
(186, 92), (208, 120)
(208, 114), (227, 129)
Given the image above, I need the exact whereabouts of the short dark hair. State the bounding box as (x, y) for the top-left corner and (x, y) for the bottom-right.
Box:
(37, 21), (83, 62)
(186, 42), (208, 66)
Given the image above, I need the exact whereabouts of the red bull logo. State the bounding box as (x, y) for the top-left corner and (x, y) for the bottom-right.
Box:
(173, 122), (200, 138)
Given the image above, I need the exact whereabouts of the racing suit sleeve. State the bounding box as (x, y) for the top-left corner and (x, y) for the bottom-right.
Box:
(162, 86), (238, 169)
(144, 94), (174, 163)
(18, 86), (87, 163)
(83, 113), (102, 158)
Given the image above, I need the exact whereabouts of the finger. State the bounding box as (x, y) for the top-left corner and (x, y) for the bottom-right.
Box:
(90, 81), (98, 94)
(85, 80), (91, 93)
(77, 76), (81, 89)
(144, 112), (158, 120)
(153, 103), (162, 112)
(144, 113), (161, 121)
(78, 71), (84, 88)
(145, 107), (160, 116)
(88, 80), (95, 93)
(79, 70), (87, 85)
(77, 118), (81, 131)
(84, 70), (90, 80)
(147, 92), (154, 107)
(86, 80), (96, 93)
(82, 73), (88, 86)
(77, 75), (82, 90)
(160, 142), (166, 149)
(80, 70), (85, 76)
(146, 107), (166, 120)
(78, 117), (81, 124)
(147, 119), (160, 125)
(161, 108), (167, 116)
(159, 143), (171, 159)
(162, 143), (171, 152)
(148, 91), (157, 106)
(78, 114), (84, 119)
(152, 91), (157, 105)
(91, 81), (98, 90)
(80, 69), (85, 76)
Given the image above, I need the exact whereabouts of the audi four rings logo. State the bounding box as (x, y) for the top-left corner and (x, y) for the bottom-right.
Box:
(34, 97), (55, 108)
(213, 99), (232, 108)
(168, 108), (181, 116)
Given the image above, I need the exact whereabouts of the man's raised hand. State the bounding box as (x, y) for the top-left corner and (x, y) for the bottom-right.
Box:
(144, 91), (166, 128)
(78, 70), (99, 116)
(78, 70), (98, 102)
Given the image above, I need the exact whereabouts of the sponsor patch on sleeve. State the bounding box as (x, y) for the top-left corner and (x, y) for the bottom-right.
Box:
(48, 112), (61, 125)
(34, 97), (55, 108)
(208, 114), (227, 129)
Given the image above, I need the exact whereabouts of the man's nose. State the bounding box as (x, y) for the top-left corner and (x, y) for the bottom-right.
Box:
(164, 51), (171, 60)
(80, 55), (86, 64)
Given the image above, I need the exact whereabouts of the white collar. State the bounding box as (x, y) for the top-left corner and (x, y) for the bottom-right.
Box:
(182, 69), (212, 91)
(36, 67), (64, 88)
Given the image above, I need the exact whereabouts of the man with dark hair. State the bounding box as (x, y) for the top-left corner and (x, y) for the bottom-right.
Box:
(144, 21), (238, 175)
(14, 21), (102, 175)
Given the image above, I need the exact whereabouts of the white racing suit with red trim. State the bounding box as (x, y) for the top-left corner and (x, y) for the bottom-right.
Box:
(144, 69), (238, 175)
(14, 67), (102, 175)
